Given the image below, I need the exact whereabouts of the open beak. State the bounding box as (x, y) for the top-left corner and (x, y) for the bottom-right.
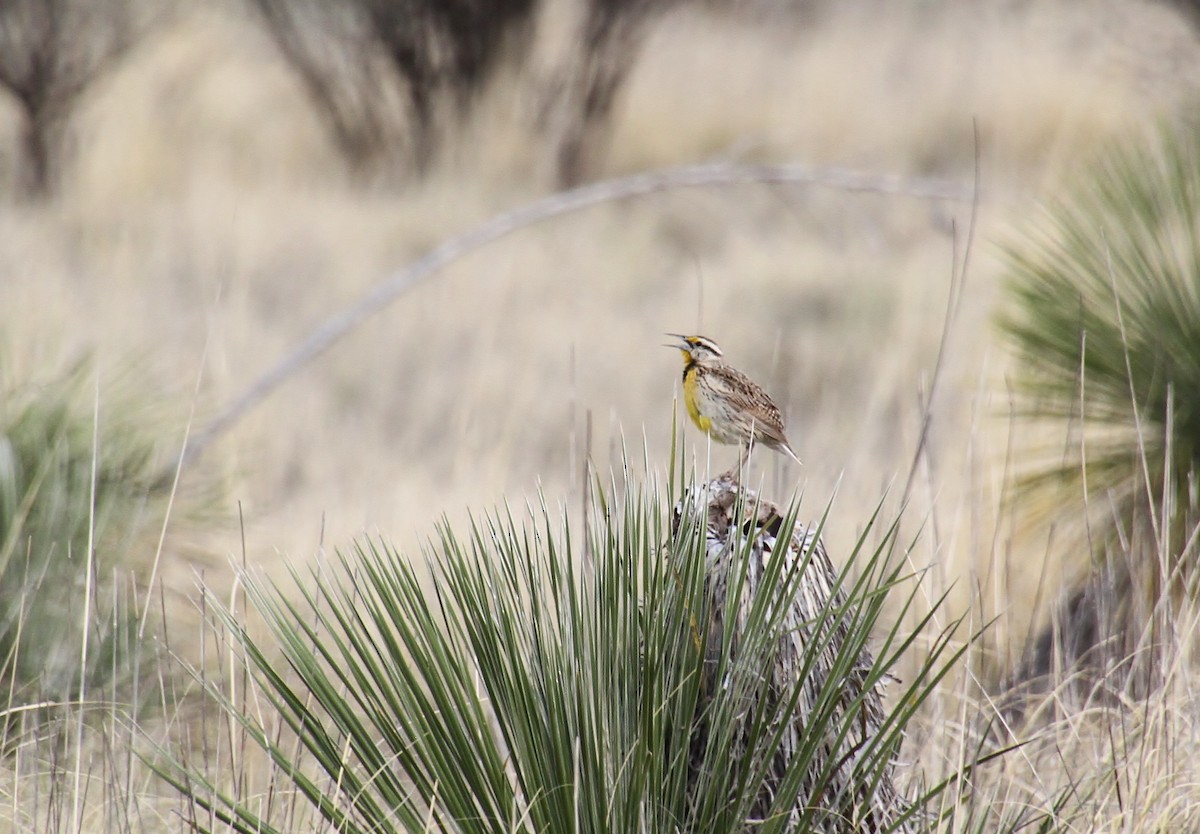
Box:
(663, 332), (688, 349)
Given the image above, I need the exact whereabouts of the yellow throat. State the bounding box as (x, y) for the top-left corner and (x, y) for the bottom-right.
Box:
(681, 360), (713, 433)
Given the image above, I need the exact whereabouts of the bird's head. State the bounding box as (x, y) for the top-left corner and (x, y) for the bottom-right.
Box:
(666, 334), (723, 364)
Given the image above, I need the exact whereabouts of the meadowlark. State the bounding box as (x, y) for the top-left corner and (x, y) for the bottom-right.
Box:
(667, 334), (801, 466)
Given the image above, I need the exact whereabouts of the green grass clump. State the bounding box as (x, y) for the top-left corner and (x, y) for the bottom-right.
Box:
(147, 461), (1066, 833)
(0, 355), (171, 706)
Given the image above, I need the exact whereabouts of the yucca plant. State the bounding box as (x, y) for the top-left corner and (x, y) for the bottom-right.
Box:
(147, 450), (1057, 834)
(997, 118), (1200, 694)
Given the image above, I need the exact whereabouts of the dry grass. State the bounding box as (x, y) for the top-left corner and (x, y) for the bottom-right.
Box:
(2, 0), (1200, 830)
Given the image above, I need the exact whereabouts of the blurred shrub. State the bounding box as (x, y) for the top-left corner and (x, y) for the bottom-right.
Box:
(998, 118), (1200, 699)
(246, 0), (540, 177)
(246, 0), (681, 185)
(0, 355), (177, 706)
(545, 0), (681, 185)
(0, 0), (160, 198)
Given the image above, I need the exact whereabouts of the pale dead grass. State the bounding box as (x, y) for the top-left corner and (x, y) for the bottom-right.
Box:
(608, 1), (1196, 179)
(910, 659), (1200, 831)
(919, 681), (1200, 831)
(2, 0), (1200, 830)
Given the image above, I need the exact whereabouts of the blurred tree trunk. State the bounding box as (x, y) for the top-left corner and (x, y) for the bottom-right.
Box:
(13, 88), (60, 197)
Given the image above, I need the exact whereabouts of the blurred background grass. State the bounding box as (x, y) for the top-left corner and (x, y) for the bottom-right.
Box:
(1, 0), (1199, 659)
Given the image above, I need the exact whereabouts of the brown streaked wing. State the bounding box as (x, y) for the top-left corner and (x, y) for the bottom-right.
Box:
(704, 363), (788, 438)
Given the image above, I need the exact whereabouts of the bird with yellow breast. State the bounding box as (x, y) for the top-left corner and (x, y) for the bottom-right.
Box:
(667, 334), (800, 470)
